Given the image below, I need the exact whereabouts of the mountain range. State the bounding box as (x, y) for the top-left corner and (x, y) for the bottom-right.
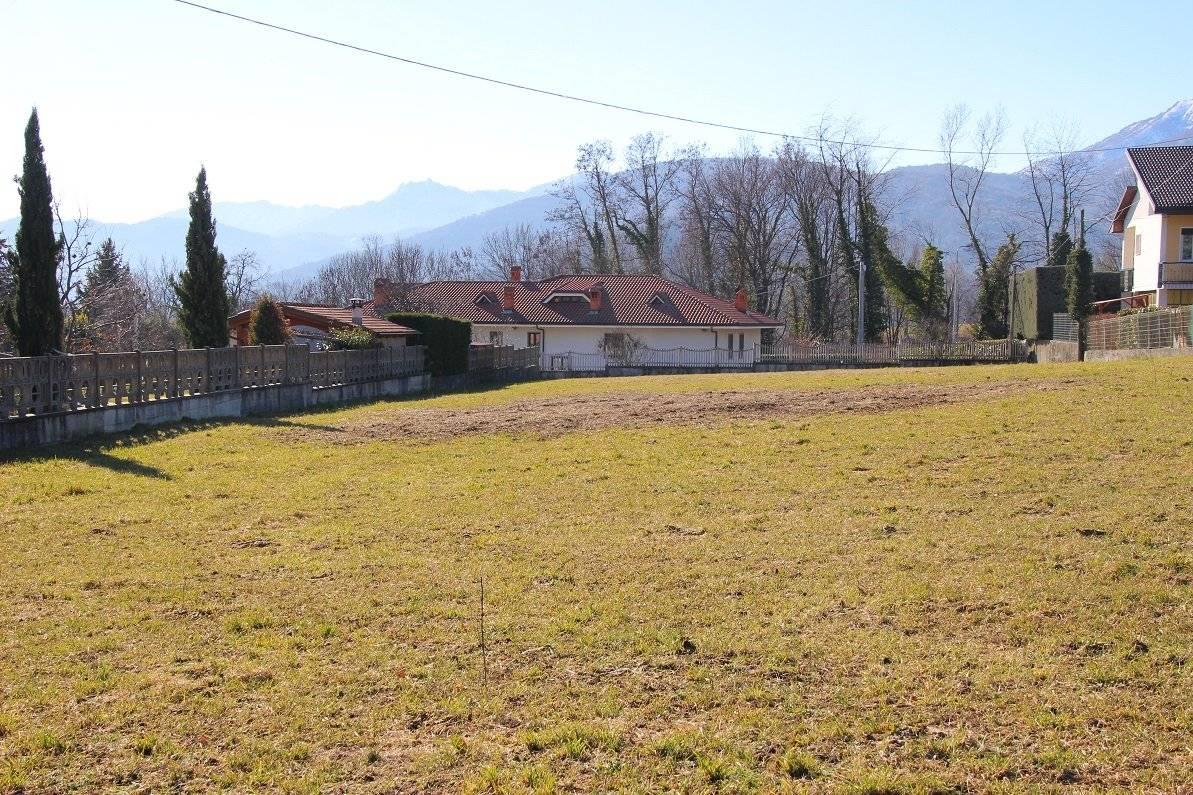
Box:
(4, 100), (1192, 283)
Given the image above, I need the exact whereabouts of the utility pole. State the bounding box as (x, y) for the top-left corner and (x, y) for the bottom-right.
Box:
(856, 257), (866, 348)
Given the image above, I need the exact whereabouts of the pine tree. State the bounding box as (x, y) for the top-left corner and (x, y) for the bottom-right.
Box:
(82, 238), (128, 299)
(2, 109), (64, 356)
(249, 295), (290, 345)
(1048, 230), (1073, 270)
(173, 167), (229, 347)
(1065, 239), (1094, 357)
(977, 235), (1019, 339)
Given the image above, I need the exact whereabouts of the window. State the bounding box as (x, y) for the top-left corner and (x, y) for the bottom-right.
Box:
(527, 331), (541, 347)
(1135, 233), (1143, 257)
(1181, 228), (1193, 261)
(489, 330), (504, 346)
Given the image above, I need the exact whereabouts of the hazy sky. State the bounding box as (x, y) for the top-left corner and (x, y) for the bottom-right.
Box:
(2, 0), (1191, 223)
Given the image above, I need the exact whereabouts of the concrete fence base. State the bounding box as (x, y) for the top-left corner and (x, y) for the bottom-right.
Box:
(1084, 346), (1193, 362)
(0, 373), (429, 452)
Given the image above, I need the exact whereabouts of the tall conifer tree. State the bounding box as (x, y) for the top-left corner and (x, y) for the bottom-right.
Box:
(3, 109), (64, 356)
(1065, 239), (1094, 357)
(173, 167), (229, 347)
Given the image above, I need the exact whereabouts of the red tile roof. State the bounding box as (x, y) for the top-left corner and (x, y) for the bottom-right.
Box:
(229, 304), (415, 337)
(1128, 146), (1193, 211)
(377, 274), (782, 328)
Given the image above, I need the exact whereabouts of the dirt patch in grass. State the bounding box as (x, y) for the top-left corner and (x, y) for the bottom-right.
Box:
(286, 378), (1080, 444)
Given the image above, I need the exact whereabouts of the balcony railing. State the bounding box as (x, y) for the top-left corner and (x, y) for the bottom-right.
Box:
(1159, 261), (1193, 286)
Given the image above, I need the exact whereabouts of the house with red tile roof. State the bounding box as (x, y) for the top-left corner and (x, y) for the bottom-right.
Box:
(371, 266), (782, 361)
(1111, 146), (1193, 308)
(228, 301), (416, 348)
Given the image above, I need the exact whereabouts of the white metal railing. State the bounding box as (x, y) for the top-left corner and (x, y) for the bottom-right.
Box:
(539, 340), (1022, 372)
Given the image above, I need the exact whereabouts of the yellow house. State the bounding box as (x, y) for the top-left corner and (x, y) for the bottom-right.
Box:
(1111, 146), (1193, 307)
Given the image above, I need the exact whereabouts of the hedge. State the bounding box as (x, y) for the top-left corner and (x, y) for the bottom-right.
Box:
(1012, 266), (1121, 340)
(387, 313), (471, 376)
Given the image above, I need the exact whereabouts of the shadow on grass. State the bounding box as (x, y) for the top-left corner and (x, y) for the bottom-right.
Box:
(0, 374), (540, 467)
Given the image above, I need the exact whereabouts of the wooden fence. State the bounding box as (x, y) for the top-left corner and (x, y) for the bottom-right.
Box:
(0, 344), (424, 420)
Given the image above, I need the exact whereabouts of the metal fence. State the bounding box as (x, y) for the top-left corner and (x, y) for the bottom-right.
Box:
(540, 339), (1023, 372)
(1088, 306), (1193, 351)
(1052, 314), (1079, 343)
(468, 345), (540, 372)
(0, 344), (424, 421)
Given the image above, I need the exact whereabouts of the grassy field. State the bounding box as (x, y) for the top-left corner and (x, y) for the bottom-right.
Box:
(1, 358), (1190, 793)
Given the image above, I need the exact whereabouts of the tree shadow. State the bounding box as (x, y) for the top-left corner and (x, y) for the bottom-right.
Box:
(1, 442), (173, 480)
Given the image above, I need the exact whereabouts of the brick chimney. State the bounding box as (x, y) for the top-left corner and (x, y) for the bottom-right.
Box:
(349, 297), (365, 326)
(588, 284), (603, 312)
(374, 278), (390, 308)
(734, 288), (748, 313)
(502, 284), (516, 311)
(510, 265), (522, 282)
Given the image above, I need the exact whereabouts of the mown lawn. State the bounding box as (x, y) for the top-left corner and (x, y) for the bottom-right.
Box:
(1, 359), (1190, 793)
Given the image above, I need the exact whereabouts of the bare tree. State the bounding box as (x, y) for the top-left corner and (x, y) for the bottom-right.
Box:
(299, 236), (471, 309)
(706, 141), (798, 317)
(480, 223), (569, 280)
(548, 141), (625, 273)
(0, 237), (14, 353)
(674, 148), (723, 295)
(1022, 122), (1099, 265)
(616, 133), (683, 274)
(776, 140), (838, 339)
(940, 104), (1008, 274)
(54, 209), (101, 351)
(226, 249), (266, 312)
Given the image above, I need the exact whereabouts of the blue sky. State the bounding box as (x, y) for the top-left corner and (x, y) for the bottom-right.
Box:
(1, 0), (1190, 223)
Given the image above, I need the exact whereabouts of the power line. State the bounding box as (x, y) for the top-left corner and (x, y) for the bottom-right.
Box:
(170, 0), (1193, 158)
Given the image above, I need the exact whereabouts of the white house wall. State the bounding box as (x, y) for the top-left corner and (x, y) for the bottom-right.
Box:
(1123, 173), (1164, 293)
(471, 324), (764, 354)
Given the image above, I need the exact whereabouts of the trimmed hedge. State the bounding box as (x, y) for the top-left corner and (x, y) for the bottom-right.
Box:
(1012, 266), (1121, 340)
(387, 313), (471, 376)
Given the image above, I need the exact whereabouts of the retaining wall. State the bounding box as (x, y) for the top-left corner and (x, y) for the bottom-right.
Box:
(1083, 346), (1193, 363)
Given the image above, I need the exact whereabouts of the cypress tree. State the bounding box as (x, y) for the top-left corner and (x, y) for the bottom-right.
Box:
(173, 167), (229, 347)
(919, 244), (947, 321)
(1048, 230), (1073, 271)
(2, 109), (64, 356)
(249, 295), (290, 345)
(978, 235), (1019, 339)
(1065, 240), (1094, 357)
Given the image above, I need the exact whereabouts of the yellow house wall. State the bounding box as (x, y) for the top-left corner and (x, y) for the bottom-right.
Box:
(1163, 214), (1193, 261)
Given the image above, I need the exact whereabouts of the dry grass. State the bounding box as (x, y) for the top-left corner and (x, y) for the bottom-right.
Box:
(1, 358), (1191, 793)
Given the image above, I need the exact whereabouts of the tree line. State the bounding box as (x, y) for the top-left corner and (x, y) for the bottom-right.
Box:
(3, 106), (1109, 356)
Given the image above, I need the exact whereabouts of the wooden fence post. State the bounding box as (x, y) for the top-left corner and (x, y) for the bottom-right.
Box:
(172, 348), (180, 398)
(260, 344), (266, 387)
(205, 347), (212, 393)
(134, 351), (143, 404)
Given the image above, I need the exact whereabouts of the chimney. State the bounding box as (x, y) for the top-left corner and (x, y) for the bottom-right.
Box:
(734, 288), (748, 313)
(349, 297), (365, 326)
(510, 265), (522, 282)
(588, 284), (603, 312)
(502, 284), (516, 312)
(373, 278), (390, 308)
